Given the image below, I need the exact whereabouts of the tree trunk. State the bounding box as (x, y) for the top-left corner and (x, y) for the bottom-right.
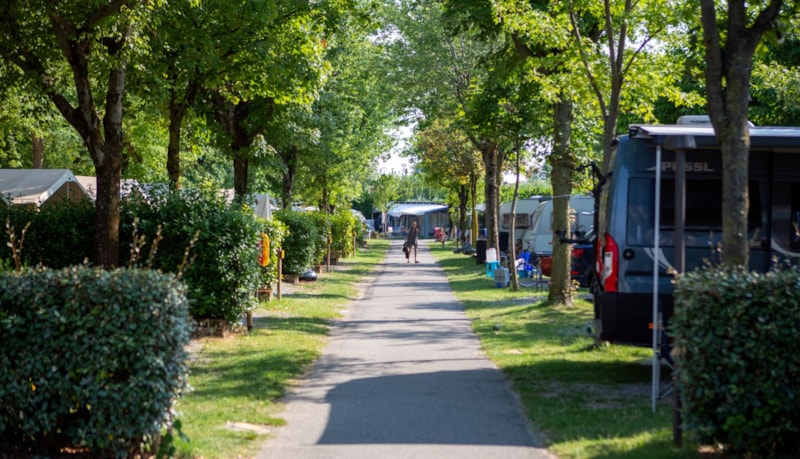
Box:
(458, 183), (468, 243)
(549, 98), (574, 305)
(470, 171), (479, 246)
(94, 155), (122, 267)
(31, 134), (44, 168)
(233, 156), (249, 199)
(166, 82), (200, 189)
(481, 141), (502, 255)
(700, 0), (782, 267)
(279, 146), (298, 209)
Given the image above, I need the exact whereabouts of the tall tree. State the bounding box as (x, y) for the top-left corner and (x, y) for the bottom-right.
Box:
(415, 118), (484, 241)
(0, 0), (154, 266)
(298, 28), (395, 213)
(700, 0), (784, 267)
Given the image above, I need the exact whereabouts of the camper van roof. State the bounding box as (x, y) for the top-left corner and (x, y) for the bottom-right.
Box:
(629, 124), (800, 150)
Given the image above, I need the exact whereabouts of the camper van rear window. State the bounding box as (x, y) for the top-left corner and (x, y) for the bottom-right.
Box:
(626, 178), (762, 245)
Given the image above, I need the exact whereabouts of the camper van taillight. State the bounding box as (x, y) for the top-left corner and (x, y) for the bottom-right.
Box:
(600, 234), (618, 292)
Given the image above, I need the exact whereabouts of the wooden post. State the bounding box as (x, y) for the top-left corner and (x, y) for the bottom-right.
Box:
(277, 249), (283, 300)
(326, 238), (331, 272)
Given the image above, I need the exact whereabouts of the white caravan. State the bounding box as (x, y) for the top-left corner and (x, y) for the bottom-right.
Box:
(498, 196), (550, 253)
(519, 195), (594, 255)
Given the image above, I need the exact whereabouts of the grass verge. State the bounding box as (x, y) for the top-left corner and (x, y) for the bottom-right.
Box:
(427, 242), (702, 459)
(172, 239), (389, 458)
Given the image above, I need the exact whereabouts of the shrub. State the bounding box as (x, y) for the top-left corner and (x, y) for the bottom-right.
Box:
(257, 217), (288, 289)
(120, 188), (260, 323)
(0, 199), (94, 268)
(274, 209), (319, 274)
(330, 209), (357, 256)
(307, 211), (332, 265)
(0, 267), (192, 457)
(671, 264), (800, 456)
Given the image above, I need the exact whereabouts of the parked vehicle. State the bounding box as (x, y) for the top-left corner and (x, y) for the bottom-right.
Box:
(498, 196), (549, 253)
(592, 116), (800, 346)
(520, 195), (594, 256)
(570, 229), (595, 288)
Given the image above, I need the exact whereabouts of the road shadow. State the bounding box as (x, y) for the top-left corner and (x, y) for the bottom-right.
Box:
(317, 369), (538, 446)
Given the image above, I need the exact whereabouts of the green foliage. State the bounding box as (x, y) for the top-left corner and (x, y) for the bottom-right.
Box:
(330, 208), (358, 255)
(306, 211), (333, 265)
(672, 264), (800, 456)
(120, 188), (260, 323)
(0, 200), (95, 268)
(275, 209), (319, 274)
(0, 267), (191, 457)
(499, 180), (551, 202)
(257, 217), (288, 289)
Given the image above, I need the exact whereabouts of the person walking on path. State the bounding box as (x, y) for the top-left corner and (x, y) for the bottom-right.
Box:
(259, 240), (552, 459)
(404, 221), (420, 263)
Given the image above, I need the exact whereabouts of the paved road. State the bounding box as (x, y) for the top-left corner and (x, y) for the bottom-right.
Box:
(258, 240), (553, 459)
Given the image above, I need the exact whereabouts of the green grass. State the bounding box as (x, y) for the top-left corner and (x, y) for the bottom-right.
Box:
(427, 241), (702, 459)
(172, 239), (390, 458)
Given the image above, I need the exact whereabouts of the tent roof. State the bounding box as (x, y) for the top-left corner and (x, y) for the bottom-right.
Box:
(387, 203), (448, 217)
(0, 169), (88, 206)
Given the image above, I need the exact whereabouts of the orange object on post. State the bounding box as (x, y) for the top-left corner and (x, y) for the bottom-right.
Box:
(259, 233), (270, 267)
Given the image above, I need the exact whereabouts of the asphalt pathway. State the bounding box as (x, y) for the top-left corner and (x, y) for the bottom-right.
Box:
(258, 240), (553, 459)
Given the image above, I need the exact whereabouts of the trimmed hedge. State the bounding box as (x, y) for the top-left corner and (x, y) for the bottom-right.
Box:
(0, 267), (192, 457)
(307, 211), (332, 266)
(0, 200), (95, 268)
(330, 209), (358, 256)
(275, 209), (319, 274)
(120, 188), (260, 323)
(672, 264), (800, 456)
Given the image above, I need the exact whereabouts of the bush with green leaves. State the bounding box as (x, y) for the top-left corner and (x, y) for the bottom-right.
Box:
(257, 217), (288, 289)
(120, 188), (260, 323)
(672, 264), (800, 457)
(274, 209), (319, 274)
(307, 211), (332, 265)
(0, 267), (191, 457)
(330, 209), (358, 256)
(0, 199), (94, 268)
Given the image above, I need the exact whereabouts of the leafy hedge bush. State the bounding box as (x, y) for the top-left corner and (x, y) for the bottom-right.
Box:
(0, 267), (191, 457)
(330, 209), (358, 256)
(257, 217), (288, 289)
(0, 200), (95, 268)
(275, 209), (319, 274)
(120, 188), (260, 323)
(307, 211), (332, 265)
(672, 264), (800, 456)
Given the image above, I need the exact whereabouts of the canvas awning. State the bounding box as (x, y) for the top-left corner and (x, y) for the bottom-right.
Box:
(387, 203), (448, 218)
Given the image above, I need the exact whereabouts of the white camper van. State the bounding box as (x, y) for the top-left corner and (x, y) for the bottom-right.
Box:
(520, 195), (594, 255)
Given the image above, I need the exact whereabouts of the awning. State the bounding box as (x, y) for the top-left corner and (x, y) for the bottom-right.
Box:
(387, 203), (448, 218)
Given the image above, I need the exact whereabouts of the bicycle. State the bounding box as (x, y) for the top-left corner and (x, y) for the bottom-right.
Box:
(515, 249), (547, 289)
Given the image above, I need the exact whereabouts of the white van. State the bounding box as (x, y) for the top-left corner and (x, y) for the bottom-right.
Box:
(519, 195), (594, 255)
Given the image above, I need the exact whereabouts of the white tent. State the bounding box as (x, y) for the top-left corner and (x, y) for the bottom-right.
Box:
(0, 169), (89, 206)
